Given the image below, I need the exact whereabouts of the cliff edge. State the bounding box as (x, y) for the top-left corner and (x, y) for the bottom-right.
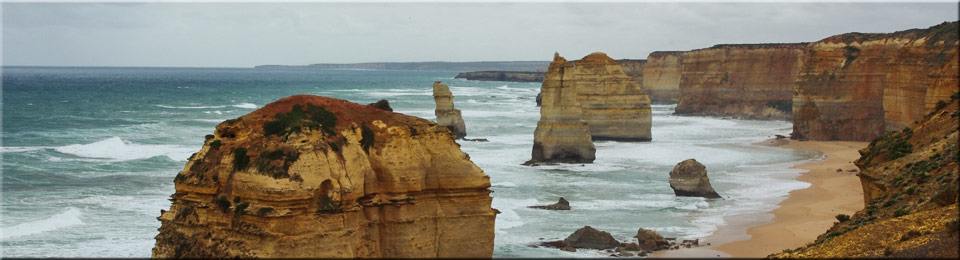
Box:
(152, 95), (496, 257)
(773, 92), (959, 258)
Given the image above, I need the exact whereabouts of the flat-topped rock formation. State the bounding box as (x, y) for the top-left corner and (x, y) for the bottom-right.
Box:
(152, 95), (495, 258)
(675, 43), (807, 120)
(617, 59), (647, 87)
(642, 51), (683, 103)
(454, 71), (545, 82)
(773, 93), (958, 258)
(793, 21), (959, 141)
(432, 81), (468, 139)
(527, 53), (597, 164)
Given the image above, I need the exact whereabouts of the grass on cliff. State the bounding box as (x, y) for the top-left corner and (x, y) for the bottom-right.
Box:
(263, 104), (337, 137)
(254, 148), (299, 179)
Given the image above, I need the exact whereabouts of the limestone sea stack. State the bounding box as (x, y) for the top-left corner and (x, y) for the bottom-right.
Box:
(432, 81), (467, 139)
(152, 95), (496, 258)
(573, 52), (653, 141)
(668, 159), (721, 198)
(527, 53), (596, 164)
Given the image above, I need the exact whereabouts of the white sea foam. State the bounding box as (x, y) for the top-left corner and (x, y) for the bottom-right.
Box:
(53, 137), (195, 161)
(0, 146), (47, 153)
(232, 103), (258, 109)
(1, 208), (83, 240)
(155, 103), (257, 109)
(491, 198), (538, 232)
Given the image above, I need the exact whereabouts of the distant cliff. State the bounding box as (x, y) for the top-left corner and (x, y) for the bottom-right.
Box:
(454, 71), (545, 82)
(793, 21), (959, 141)
(642, 51), (683, 103)
(675, 43), (807, 120)
(453, 59), (645, 83)
(255, 61), (549, 72)
(153, 95), (495, 257)
(773, 93), (958, 258)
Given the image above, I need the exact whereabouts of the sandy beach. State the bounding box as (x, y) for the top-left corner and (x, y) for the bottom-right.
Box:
(657, 140), (868, 258)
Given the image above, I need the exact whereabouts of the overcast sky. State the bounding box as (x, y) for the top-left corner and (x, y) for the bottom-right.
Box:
(2, 2), (957, 67)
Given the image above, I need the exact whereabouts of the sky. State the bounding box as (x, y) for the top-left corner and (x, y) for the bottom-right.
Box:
(2, 1), (958, 67)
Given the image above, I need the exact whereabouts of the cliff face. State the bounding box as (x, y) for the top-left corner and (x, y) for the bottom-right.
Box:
(675, 44), (806, 120)
(793, 22), (959, 141)
(454, 71), (545, 82)
(152, 95), (496, 258)
(433, 81), (467, 139)
(773, 94), (959, 258)
(617, 59), (647, 87)
(527, 53), (596, 164)
(641, 51), (683, 103)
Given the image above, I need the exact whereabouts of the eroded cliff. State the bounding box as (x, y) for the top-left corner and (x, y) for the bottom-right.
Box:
(641, 51), (683, 103)
(675, 43), (806, 120)
(793, 21), (959, 141)
(773, 93), (959, 258)
(152, 95), (496, 258)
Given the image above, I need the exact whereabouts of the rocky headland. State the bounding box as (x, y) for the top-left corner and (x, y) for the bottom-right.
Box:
(152, 95), (496, 258)
(454, 71), (545, 82)
(772, 92), (958, 258)
(432, 81), (468, 139)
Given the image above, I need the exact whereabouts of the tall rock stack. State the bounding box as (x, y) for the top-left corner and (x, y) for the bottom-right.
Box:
(642, 51), (683, 103)
(432, 81), (468, 139)
(152, 95), (496, 258)
(573, 52), (653, 141)
(793, 22), (958, 141)
(527, 53), (597, 164)
(675, 43), (807, 120)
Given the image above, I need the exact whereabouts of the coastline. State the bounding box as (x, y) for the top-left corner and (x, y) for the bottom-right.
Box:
(656, 139), (867, 258)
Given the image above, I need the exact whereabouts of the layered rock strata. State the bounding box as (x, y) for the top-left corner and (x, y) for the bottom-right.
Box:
(668, 159), (721, 198)
(152, 95), (496, 258)
(432, 81), (468, 139)
(617, 59), (647, 86)
(675, 43), (807, 120)
(641, 51), (683, 103)
(574, 53), (653, 141)
(773, 93), (958, 258)
(793, 21), (958, 141)
(527, 53), (597, 164)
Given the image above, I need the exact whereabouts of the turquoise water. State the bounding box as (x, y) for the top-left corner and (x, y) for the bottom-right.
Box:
(1, 67), (817, 257)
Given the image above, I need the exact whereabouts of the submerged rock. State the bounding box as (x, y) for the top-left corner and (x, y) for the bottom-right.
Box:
(152, 95), (495, 258)
(433, 81), (467, 139)
(528, 197), (571, 210)
(668, 159), (721, 198)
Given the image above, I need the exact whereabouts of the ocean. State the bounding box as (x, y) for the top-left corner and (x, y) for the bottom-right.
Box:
(0, 67), (818, 257)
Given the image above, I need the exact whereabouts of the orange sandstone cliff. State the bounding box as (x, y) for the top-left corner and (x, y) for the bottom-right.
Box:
(528, 53), (597, 164)
(641, 51), (683, 103)
(152, 95), (496, 257)
(773, 93), (959, 258)
(793, 21), (959, 141)
(675, 43), (807, 120)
